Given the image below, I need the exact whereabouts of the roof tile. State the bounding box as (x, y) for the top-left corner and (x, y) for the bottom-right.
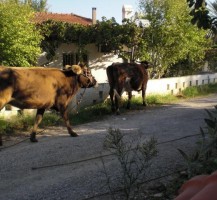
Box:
(35, 12), (92, 25)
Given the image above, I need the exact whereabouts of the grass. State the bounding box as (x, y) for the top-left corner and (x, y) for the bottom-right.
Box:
(0, 83), (217, 136)
(182, 83), (217, 97)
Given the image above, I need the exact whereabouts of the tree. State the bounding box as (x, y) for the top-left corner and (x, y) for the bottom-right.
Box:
(24, 0), (48, 12)
(187, 0), (211, 29)
(139, 0), (211, 77)
(0, 0), (43, 66)
(207, 0), (217, 35)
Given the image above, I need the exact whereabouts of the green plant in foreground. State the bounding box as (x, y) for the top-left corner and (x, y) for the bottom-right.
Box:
(102, 128), (158, 200)
(178, 105), (217, 179)
(164, 105), (217, 199)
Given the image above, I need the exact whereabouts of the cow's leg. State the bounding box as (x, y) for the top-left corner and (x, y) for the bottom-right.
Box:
(0, 136), (2, 146)
(115, 88), (122, 115)
(127, 91), (132, 109)
(60, 108), (78, 137)
(109, 88), (116, 113)
(30, 108), (45, 142)
(0, 102), (5, 146)
(142, 86), (147, 106)
(0, 94), (12, 146)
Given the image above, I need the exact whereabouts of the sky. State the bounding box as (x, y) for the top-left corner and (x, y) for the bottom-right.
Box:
(46, 0), (139, 24)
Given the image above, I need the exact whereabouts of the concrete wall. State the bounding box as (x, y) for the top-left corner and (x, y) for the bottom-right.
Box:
(71, 72), (217, 111)
(146, 73), (217, 95)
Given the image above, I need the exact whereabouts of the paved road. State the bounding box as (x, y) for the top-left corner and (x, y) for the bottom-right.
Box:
(0, 94), (217, 200)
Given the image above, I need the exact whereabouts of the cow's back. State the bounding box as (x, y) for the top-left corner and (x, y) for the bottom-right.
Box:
(106, 63), (146, 90)
(0, 67), (77, 109)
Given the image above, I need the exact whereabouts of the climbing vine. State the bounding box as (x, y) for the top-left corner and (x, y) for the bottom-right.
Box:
(37, 17), (148, 62)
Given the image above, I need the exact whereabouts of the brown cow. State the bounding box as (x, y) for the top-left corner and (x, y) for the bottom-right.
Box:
(0, 65), (97, 143)
(106, 61), (150, 115)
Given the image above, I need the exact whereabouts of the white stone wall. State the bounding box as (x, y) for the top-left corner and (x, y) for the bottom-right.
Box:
(146, 73), (217, 95)
(71, 72), (217, 111)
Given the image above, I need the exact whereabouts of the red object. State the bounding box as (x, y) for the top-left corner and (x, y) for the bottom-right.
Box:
(35, 12), (92, 25)
(175, 171), (217, 200)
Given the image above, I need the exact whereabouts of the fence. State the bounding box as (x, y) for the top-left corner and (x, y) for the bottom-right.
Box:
(1, 73), (217, 117)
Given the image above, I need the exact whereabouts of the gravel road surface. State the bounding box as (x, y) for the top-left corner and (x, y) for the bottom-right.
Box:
(0, 94), (217, 200)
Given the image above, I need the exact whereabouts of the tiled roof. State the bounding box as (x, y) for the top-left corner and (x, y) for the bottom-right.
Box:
(35, 12), (92, 25)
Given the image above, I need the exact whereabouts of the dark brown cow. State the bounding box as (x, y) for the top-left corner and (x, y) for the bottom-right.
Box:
(106, 61), (150, 115)
(0, 65), (97, 143)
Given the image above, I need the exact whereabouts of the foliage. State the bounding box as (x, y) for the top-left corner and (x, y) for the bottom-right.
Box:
(139, 0), (211, 78)
(68, 101), (112, 125)
(187, 0), (211, 29)
(0, 0), (43, 66)
(36, 0), (211, 76)
(0, 112), (61, 136)
(164, 59), (204, 77)
(102, 128), (158, 199)
(205, 47), (217, 71)
(24, 0), (48, 12)
(178, 105), (217, 178)
(0, 114), (34, 135)
(182, 83), (217, 97)
(38, 17), (148, 63)
(162, 104), (217, 199)
(40, 111), (61, 127)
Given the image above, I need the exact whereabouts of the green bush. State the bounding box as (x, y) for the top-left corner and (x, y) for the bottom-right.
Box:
(40, 112), (61, 127)
(69, 101), (112, 125)
(182, 83), (217, 98)
(102, 128), (158, 199)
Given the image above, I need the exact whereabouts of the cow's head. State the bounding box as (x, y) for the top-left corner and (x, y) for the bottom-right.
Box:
(140, 61), (152, 69)
(71, 65), (97, 88)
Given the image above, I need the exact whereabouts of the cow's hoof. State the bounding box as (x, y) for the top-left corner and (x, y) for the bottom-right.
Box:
(70, 132), (78, 137)
(30, 137), (38, 143)
(0, 136), (2, 146)
(143, 103), (147, 107)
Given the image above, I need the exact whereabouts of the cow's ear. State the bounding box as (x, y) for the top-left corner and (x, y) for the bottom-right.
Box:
(71, 65), (82, 74)
(65, 65), (72, 70)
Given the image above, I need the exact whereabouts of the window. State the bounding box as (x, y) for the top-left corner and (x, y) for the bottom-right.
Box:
(63, 53), (74, 67)
(62, 52), (88, 67)
(75, 53), (88, 64)
(98, 44), (110, 53)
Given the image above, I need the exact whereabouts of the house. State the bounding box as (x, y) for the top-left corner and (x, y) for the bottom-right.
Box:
(36, 8), (123, 83)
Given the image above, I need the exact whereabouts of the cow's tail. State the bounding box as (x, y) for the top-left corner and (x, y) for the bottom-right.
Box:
(107, 65), (122, 100)
(106, 65), (114, 86)
(113, 89), (122, 100)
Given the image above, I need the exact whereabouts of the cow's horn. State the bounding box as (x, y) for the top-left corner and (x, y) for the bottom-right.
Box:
(71, 65), (82, 74)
